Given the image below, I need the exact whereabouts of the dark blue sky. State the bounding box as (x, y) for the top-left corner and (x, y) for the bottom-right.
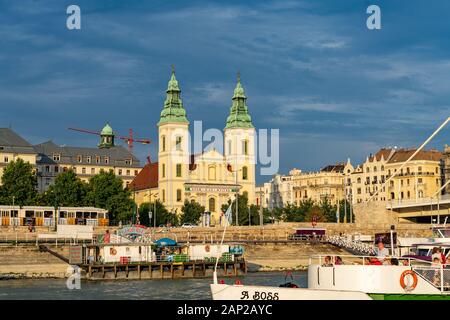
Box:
(1, 0), (449, 183)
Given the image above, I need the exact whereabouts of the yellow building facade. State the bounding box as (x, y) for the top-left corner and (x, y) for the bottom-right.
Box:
(130, 70), (256, 224)
(0, 128), (37, 186)
(384, 148), (443, 203)
(292, 163), (353, 206)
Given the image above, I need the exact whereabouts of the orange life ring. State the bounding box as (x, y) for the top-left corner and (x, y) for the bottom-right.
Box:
(205, 245), (210, 252)
(400, 270), (418, 292)
(110, 248), (117, 256)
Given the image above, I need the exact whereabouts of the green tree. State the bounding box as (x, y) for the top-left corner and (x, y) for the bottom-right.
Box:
(0, 158), (37, 206)
(220, 193), (250, 225)
(319, 196), (337, 222)
(180, 200), (204, 225)
(85, 170), (134, 223)
(139, 200), (177, 227)
(44, 170), (88, 207)
(305, 205), (327, 223)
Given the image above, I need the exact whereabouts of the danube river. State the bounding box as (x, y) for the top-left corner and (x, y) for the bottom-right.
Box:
(0, 272), (307, 300)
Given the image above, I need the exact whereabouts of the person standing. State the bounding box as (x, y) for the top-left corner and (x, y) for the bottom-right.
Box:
(375, 241), (389, 258)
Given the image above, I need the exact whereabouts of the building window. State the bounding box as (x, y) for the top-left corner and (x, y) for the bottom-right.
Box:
(86, 156), (91, 164)
(242, 140), (249, 155)
(357, 177), (361, 184)
(176, 189), (182, 202)
(381, 165), (384, 171)
(96, 156), (100, 164)
(4, 156), (8, 163)
(162, 163), (165, 178)
(54, 166), (59, 173)
(209, 198), (216, 212)
(82, 168), (86, 174)
(418, 178), (423, 183)
(118, 169), (122, 175)
(208, 166), (216, 181)
(77, 155), (82, 163)
(366, 167), (370, 173)
(104, 157), (109, 164)
(175, 136), (182, 151)
(373, 166), (377, 172)
(418, 166), (422, 173)
(125, 158), (132, 165)
(91, 168), (95, 174)
(45, 166), (50, 173)
(162, 135), (166, 152)
(242, 166), (248, 180)
(126, 170), (130, 176)
(134, 170), (138, 176)
(176, 164), (182, 177)
(53, 154), (60, 162)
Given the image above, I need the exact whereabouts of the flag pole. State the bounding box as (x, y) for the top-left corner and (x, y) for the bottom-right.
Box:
(213, 203), (232, 284)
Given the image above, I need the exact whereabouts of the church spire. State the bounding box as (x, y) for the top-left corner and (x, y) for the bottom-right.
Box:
(158, 65), (188, 125)
(225, 72), (254, 129)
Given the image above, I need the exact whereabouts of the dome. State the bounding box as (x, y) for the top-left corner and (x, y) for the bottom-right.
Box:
(101, 123), (114, 136)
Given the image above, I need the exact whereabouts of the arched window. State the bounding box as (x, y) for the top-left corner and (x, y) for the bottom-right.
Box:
(208, 166), (216, 181)
(242, 166), (248, 180)
(161, 135), (166, 152)
(209, 198), (216, 212)
(175, 136), (182, 151)
(242, 140), (249, 155)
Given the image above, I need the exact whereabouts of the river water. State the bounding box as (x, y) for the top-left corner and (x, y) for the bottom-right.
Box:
(0, 272), (307, 300)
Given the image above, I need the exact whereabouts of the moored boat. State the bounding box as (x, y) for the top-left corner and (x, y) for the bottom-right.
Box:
(210, 254), (450, 300)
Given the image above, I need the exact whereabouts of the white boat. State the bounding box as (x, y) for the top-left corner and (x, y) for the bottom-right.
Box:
(210, 254), (450, 300)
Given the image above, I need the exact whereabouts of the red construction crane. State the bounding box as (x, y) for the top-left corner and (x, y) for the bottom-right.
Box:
(68, 127), (152, 162)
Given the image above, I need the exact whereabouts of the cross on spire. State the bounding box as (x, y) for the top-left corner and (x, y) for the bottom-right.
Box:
(171, 64), (175, 74)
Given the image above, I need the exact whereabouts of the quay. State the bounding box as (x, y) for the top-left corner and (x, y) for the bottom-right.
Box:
(82, 260), (247, 280)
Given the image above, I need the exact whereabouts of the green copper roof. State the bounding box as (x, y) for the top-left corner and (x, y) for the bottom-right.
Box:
(158, 66), (189, 125)
(225, 73), (254, 129)
(101, 123), (114, 136)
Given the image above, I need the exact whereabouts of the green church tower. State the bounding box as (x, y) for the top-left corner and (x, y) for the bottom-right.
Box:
(225, 72), (254, 129)
(158, 65), (189, 125)
(98, 123), (115, 148)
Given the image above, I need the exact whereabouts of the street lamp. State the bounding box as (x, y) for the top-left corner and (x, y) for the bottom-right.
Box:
(149, 192), (158, 228)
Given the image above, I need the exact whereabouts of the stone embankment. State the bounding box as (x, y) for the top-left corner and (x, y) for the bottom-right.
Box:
(0, 221), (434, 279)
(0, 244), (69, 279)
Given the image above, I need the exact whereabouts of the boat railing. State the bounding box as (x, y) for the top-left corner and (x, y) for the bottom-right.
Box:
(327, 235), (375, 255)
(308, 254), (433, 267)
(412, 265), (450, 293)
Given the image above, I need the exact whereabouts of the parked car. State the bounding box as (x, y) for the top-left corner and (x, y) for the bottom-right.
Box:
(181, 223), (197, 228)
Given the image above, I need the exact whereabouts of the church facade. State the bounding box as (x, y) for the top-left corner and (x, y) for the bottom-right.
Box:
(131, 70), (256, 224)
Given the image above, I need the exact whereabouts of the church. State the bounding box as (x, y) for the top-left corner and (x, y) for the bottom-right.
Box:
(130, 69), (256, 224)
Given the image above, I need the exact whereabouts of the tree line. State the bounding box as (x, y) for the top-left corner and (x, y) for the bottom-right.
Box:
(0, 159), (353, 226)
(0, 159), (134, 222)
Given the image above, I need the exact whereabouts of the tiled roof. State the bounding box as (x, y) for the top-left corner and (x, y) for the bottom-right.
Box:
(33, 141), (141, 168)
(0, 128), (37, 154)
(368, 148), (395, 162)
(320, 163), (345, 173)
(129, 162), (158, 191)
(388, 148), (443, 163)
